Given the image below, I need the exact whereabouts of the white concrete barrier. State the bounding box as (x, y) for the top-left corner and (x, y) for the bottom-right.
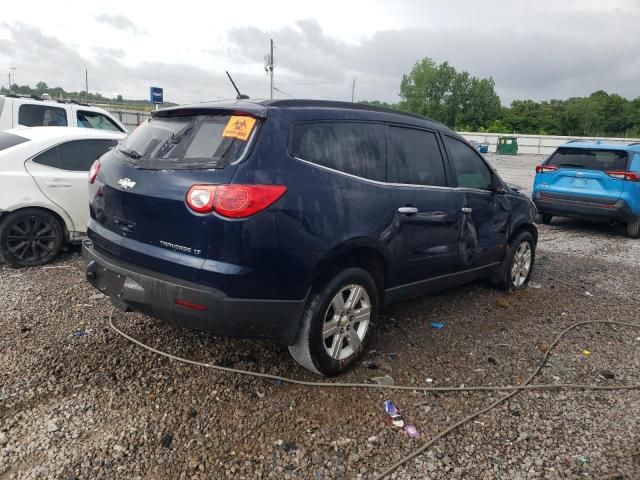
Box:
(459, 132), (640, 156)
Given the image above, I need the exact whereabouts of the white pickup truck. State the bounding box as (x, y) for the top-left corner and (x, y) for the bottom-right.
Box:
(0, 95), (128, 133)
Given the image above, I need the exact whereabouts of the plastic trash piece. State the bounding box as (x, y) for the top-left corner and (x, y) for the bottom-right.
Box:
(388, 352), (399, 360)
(72, 329), (92, 337)
(582, 349), (591, 356)
(425, 378), (433, 383)
(383, 400), (398, 415)
(430, 322), (445, 330)
(367, 375), (394, 386)
(584, 291), (594, 297)
(390, 413), (405, 428)
(404, 424), (420, 438)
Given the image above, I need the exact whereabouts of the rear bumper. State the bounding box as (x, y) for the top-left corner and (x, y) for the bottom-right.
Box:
(533, 192), (635, 222)
(82, 239), (305, 345)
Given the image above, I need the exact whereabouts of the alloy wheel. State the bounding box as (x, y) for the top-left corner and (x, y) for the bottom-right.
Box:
(6, 215), (58, 263)
(322, 284), (371, 361)
(511, 241), (532, 287)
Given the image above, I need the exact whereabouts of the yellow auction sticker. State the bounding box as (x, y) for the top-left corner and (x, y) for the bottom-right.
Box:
(222, 116), (257, 141)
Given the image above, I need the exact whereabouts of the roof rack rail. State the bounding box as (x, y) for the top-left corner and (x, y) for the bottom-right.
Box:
(628, 142), (640, 146)
(565, 139), (596, 143)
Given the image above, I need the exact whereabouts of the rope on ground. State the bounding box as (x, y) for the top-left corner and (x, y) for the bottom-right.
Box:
(107, 309), (640, 478)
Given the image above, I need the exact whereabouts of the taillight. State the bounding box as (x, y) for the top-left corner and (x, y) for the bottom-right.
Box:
(535, 165), (558, 174)
(185, 184), (287, 218)
(88, 160), (100, 184)
(605, 170), (640, 181)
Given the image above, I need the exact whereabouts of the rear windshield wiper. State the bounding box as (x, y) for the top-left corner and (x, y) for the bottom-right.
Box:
(118, 148), (143, 160)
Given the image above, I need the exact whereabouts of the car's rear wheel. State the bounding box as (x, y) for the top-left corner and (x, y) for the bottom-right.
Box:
(497, 230), (536, 291)
(627, 217), (640, 239)
(289, 267), (378, 376)
(0, 209), (64, 267)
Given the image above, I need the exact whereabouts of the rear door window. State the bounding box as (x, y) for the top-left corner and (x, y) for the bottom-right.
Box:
(19, 104), (68, 127)
(77, 110), (124, 132)
(290, 122), (386, 181)
(547, 148), (628, 171)
(115, 114), (257, 170)
(0, 131), (29, 152)
(387, 126), (446, 186)
(32, 148), (62, 168)
(57, 139), (118, 171)
(444, 135), (494, 191)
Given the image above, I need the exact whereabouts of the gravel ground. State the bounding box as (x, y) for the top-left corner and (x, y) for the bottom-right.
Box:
(1, 153), (639, 479)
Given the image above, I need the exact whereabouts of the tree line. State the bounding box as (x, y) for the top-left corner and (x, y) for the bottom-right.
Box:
(364, 57), (640, 138)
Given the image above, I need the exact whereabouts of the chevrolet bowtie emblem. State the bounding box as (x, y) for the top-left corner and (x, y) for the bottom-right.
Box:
(117, 178), (136, 189)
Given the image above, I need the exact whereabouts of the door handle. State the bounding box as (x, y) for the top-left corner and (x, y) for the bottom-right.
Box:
(461, 207), (473, 213)
(398, 206), (419, 215)
(46, 181), (72, 188)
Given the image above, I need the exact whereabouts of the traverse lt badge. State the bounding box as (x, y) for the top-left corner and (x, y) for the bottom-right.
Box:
(117, 178), (136, 189)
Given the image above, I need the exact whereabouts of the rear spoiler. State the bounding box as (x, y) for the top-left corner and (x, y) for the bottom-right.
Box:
(152, 100), (268, 120)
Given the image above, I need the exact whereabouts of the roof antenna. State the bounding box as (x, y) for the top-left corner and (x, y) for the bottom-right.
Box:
(226, 71), (250, 100)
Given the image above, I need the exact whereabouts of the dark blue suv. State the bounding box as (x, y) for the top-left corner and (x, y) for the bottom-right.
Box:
(83, 100), (538, 375)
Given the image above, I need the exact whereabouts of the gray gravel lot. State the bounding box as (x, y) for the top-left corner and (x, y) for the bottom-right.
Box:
(1, 153), (639, 479)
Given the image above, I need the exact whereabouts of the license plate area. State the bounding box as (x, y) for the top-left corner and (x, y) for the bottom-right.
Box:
(95, 266), (126, 298)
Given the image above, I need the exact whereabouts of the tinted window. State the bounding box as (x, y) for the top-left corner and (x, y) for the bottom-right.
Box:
(32, 148), (62, 168)
(547, 147), (628, 171)
(57, 139), (117, 171)
(115, 115), (255, 170)
(291, 122), (386, 181)
(444, 136), (493, 190)
(19, 104), (68, 127)
(0, 131), (29, 152)
(388, 127), (446, 186)
(77, 110), (123, 132)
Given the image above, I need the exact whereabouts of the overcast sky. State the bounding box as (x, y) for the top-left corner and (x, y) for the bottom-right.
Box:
(1, 0), (638, 105)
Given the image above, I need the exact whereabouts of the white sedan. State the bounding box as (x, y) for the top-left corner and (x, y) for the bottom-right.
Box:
(0, 127), (125, 267)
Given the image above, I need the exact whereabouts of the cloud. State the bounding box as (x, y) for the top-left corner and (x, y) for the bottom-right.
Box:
(95, 14), (144, 34)
(227, 13), (640, 104)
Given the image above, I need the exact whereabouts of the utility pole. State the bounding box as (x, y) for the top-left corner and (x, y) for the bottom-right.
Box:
(85, 69), (89, 103)
(10, 67), (16, 93)
(7, 72), (11, 93)
(351, 78), (356, 102)
(264, 39), (274, 100)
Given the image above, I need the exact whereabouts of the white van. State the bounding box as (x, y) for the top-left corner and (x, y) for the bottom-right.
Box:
(0, 95), (128, 133)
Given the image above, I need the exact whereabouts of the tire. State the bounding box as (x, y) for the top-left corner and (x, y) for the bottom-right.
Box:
(535, 213), (552, 225)
(626, 217), (640, 239)
(0, 209), (64, 267)
(497, 230), (536, 291)
(289, 267), (379, 376)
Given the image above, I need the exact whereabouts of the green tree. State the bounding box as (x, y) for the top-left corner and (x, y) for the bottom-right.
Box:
(399, 57), (501, 130)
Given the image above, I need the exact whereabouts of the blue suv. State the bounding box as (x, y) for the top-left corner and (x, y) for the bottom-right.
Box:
(532, 141), (640, 238)
(82, 99), (538, 375)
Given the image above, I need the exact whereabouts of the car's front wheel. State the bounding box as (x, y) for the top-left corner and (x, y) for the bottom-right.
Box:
(497, 230), (536, 291)
(289, 267), (378, 376)
(0, 209), (64, 267)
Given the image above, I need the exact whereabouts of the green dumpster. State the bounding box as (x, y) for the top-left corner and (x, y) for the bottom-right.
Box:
(497, 136), (518, 155)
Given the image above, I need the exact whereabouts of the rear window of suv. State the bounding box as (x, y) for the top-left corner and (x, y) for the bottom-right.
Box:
(290, 122), (386, 181)
(115, 114), (258, 169)
(547, 147), (628, 171)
